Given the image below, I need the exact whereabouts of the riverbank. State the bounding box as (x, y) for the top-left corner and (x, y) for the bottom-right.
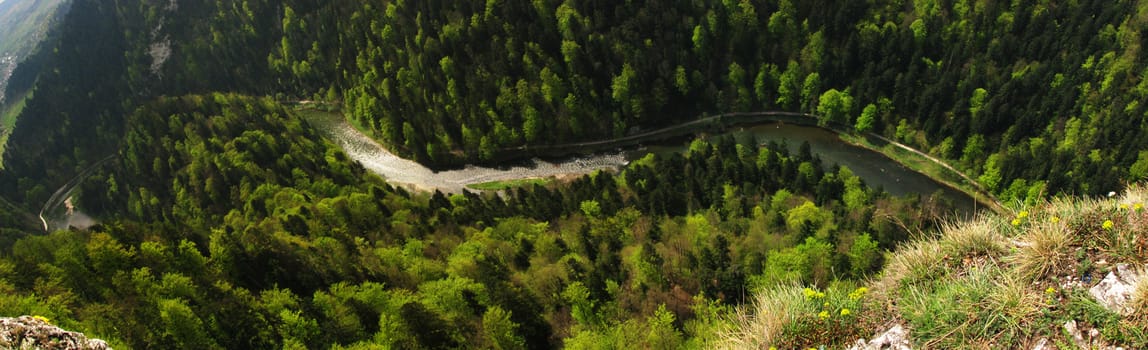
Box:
(297, 107), (627, 193)
(506, 112), (1005, 216)
(837, 132), (1007, 215)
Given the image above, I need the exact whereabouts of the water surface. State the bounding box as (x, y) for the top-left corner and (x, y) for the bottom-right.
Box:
(306, 112), (979, 215)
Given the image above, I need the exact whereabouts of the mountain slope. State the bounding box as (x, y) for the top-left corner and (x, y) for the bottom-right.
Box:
(0, 0), (68, 103)
(0, 0), (67, 57)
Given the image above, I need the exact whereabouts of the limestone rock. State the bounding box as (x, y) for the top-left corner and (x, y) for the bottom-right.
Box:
(1030, 337), (1052, 350)
(847, 323), (912, 350)
(0, 316), (109, 350)
(1088, 264), (1144, 315)
(1064, 320), (1088, 350)
(1064, 319), (1126, 350)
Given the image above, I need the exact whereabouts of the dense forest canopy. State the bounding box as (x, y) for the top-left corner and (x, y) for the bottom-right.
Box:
(0, 0), (1146, 348)
(2, 0), (1147, 205)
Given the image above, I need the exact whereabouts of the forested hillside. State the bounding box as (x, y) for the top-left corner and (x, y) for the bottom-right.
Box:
(1, 0), (1147, 348)
(0, 93), (951, 347)
(4, 0), (1148, 206)
(273, 0), (1148, 200)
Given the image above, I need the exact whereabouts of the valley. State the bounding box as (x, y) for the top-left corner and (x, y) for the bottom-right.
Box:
(0, 0), (1146, 348)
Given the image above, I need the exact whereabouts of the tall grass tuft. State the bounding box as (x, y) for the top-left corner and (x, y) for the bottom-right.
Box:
(1131, 270), (1148, 327)
(716, 284), (808, 349)
(1009, 221), (1073, 282)
(938, 219), (1006, 259)
(983, 274), (1042, 344)
(880, 239), (945, 288)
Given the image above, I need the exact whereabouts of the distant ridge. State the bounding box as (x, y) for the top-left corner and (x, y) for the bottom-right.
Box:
(0, 0), (68, 57)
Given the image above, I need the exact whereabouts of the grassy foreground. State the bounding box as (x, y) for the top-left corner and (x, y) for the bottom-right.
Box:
(719, 185), (1148, 349)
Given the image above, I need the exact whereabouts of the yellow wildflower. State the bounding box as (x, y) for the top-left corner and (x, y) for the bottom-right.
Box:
(804, 288), (817, 299)
(1011, 218), (1021, 226)
(818, 310), (830, 320)
(32, 315), (50, 324)
(1120, 203), (1129, 210)
(849, 287), (868, 301)
(1018, 210), (1029, 218)
(840, 308), (852, 316)
(1135, 203), (1144, 211)
(1103, 220), (1115, 230)
(1045, 286), (1056, 295)
(1050, 216), (1060, 223)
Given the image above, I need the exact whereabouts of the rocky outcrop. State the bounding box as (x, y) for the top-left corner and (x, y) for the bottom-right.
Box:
(847, 323), (912, 350)
(0, 316), (109, 350)
(1088, 264), (1144, 315)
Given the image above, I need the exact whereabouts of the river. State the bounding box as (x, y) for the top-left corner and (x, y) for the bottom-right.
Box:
(303, 111), (980, 215)
(637, 123), (980, 215)
(303, 110), (629, 193)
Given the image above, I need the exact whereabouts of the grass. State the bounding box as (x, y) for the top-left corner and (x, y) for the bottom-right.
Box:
(721, 185), (1148, 348)
(717, 283), (880, 349)
(1009, 220), (1073, 281)
(1132, 275), (1148, 325)
(466, 178), (552, 191)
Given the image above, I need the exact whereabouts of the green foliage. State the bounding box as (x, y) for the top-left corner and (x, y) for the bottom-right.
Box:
(816, 88), (853, 126)
(855, 103), (877, 133)
(482, 306), (525, 350)
(1130, 151), (1148, 181)
(10, 0), (1148, 347)
(848, 234), (882, 277)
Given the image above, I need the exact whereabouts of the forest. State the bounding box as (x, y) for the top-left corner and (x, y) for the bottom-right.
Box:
(0, 93), (951, 348)
(0, 0), (1146, 348)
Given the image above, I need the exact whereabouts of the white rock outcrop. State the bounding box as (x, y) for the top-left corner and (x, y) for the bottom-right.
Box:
(1088, 264), (1144, 315)
(847, 323), (912, 350)
(0, 316), (109, 349)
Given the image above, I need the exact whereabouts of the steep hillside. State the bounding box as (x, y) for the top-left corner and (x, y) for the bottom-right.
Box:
(0, 0), (68, 103)
(0, 0), (67, 57)
(721, 186), (1148, 349)
(0, 93), (958, 348)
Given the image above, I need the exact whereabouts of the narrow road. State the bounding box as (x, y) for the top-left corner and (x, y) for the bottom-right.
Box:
(863, 132), (1006, 213)
(496, 110), (1004, 212)
(39, 155), (115, 232)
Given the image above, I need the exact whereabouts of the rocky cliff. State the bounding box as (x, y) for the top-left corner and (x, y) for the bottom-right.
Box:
(0, 316), (109, 350)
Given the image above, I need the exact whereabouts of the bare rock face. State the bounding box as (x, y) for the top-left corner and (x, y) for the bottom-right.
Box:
(1088, 264), (1144, 315)
(0, 316), (109, 350)
(847, 323), (912, 350)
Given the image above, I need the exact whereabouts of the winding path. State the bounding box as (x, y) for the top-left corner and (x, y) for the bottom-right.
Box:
(39, 155), (115, 232)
